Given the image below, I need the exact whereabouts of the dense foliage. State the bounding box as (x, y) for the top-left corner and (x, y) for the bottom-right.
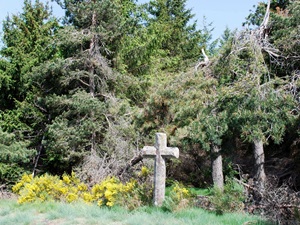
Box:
(0, 0), (300, 217)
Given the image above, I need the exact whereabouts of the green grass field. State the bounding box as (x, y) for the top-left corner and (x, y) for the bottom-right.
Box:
(0, 199), (270, 225)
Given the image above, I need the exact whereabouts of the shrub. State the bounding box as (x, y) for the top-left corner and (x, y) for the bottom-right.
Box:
(91, 176), (136, 207)
(12, 169), (153, 209)
(12, 172), (89, 204)
(209, 178), (245, 214)
(163, 182), (191, 212)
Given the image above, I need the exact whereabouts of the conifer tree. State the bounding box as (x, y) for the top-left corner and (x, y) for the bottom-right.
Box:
(217, 30), (297, 190)
(0, 0), (59, 183)
(0, 0), (59, 110)
(33, 0), (139, 179)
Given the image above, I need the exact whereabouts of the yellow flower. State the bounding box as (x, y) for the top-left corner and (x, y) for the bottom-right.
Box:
(82, 193), (93, 203)
(172, 183), (190, 201)
(12, 183), (23, 193)
(106, 201), (114, 207)
(66, 193), (78, 203)
(97, 199), (103, 206)
(22, 173), (33, 183)
(62, 175), (71, 184)
(124, 179), (137, 192)
(104, 190), (113, 200)
(140, 166), (149, 177)
(59, 187), (68, 195)
(77, 183), (87, 191)
(182, 188), (189, 195)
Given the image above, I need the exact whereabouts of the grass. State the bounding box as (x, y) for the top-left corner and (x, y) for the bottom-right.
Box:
(0, 199), (270, 225)
(188, 187), (211, 196)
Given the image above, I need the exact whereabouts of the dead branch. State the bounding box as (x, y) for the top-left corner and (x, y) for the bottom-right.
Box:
(242, 176), (300, 224)
(259, 0), (271, 39)
(195, 48), (210, 71)
(233, 178), (264, 198)
(118, 154), (143, 177)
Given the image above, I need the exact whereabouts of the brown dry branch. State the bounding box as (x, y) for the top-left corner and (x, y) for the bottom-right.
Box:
(230, 0), (286, 67)
(75, 153), (117, 186)
(118, 154), (143, 177)
(238, 176), (300, 225)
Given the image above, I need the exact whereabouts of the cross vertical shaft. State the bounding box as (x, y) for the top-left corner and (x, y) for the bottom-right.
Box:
(154, 133), (167, 206)
(142, 133), (179, 206)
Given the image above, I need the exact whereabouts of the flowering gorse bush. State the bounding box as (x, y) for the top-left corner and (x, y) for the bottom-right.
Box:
(12, 172), (89, 204)
(91, 177), (137, 207)
(139, 166), (150, 177)
(12, 170), (151, 209)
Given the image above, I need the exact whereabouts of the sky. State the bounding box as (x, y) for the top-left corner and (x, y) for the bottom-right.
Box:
(0, 0), (265, 41)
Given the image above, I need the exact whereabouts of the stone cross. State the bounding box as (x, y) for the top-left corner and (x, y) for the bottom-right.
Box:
(142, 133), (179, 206)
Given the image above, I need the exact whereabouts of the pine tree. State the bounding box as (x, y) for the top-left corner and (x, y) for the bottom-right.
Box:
(0, 0), (59, 183)
(270, 0), (300, 74)
(33, 0), (139, 180)
(0, 128), (35, 186)
(0, 0), (59, 110)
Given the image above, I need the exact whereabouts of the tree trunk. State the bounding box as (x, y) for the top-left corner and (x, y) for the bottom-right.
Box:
(211, 144), (224, 190)
(89, 10), (97, 98)
(89, 9), (97, 155)
(32, 134), (45, 177)
(253, 139), (266, 190)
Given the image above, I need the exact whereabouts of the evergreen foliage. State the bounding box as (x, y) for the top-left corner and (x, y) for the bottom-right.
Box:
(270, 0), (300, 73)
(0, 3), (299, 219)
(146, 0), (205, 71)
(0, 0), (59, 185)
(30, 0), (141, 177)
(0, 128), (35, 185)
(0, 0), (59, 109)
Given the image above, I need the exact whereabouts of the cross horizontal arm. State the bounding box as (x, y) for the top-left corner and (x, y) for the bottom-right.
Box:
(142, 146), (179, 158)
(162, 147), (179, 158)
(142, 146), (156, 157)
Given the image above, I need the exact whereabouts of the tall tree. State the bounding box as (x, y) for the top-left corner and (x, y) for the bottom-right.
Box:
(137, 64), (228, 189)
(217, 30), (297, 190)
(32, 0), (139, 181)
(0, 0), (59, 183)
(0, 0), (59, 110)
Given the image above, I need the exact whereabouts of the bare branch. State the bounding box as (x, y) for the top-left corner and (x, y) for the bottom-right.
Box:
(118, 154), (143, 177)
(259, 0), (271, 39)
(195, 48), (210, 72)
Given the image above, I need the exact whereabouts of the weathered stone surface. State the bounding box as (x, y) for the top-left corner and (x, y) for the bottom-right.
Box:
(142, 133), (179, 206)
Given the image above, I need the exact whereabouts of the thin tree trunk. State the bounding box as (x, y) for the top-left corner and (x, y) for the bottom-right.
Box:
(253, 139), (266, 190)
(89, 10), (97, 98)
(89, 8), (97, 155)
(32, 114), (50, 177)
(211, 144), (224, 191)
(32, 134), (45, 177)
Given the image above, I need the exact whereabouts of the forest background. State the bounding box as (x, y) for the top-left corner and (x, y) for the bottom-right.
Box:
(0, 0), (299, 210)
